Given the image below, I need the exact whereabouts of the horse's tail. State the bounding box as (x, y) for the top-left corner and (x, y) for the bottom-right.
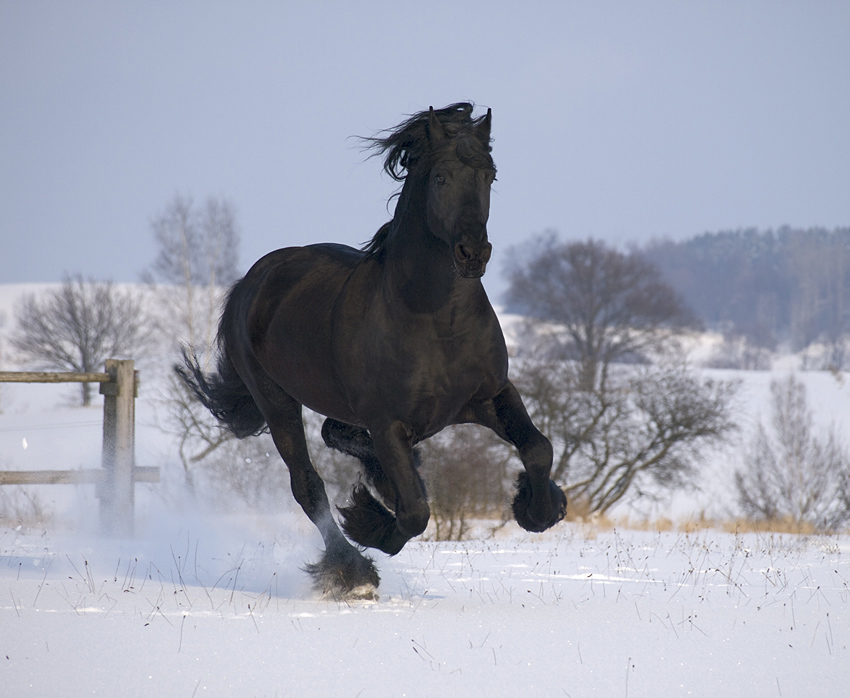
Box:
(174, 282), (267, 439)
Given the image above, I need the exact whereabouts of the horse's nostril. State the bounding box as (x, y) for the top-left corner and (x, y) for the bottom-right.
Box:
(455, 243), (473, 261)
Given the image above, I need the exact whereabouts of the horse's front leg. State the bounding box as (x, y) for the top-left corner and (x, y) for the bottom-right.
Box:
(338, 420), (429, 555)
(463, 382), (567, 532)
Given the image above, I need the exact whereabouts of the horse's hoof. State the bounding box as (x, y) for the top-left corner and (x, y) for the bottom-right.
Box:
(339, 484), (401, 553)
(512, 472), (567, 533)
(345, 584), (380, 602)
(303, 543), (381, 601)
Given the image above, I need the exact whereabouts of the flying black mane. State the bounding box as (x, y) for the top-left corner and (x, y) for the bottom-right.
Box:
(364, 102), (493, 181)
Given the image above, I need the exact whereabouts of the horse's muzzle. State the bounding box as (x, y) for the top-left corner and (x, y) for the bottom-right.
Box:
(453, 241), (492, 278)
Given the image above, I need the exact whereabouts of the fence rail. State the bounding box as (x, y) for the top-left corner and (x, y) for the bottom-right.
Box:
(0, 467), (160, 486)
(0, 371), (111, 384)
(0, 359), (158, 534)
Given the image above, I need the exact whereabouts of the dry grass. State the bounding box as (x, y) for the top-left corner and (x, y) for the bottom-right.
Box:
(574, 514), (843, 538)
(423, 493), (847, 542)
(562, 498), (844, 538)
(719, 517), (828, 536)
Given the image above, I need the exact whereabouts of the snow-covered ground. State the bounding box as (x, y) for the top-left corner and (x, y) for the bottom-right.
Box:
(2, 283), (850, 696)
(2, 518), (848, 697)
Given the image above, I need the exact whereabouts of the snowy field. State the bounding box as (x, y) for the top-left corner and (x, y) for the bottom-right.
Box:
(2, 519), (849, 697)
(2, 283), (850, 696)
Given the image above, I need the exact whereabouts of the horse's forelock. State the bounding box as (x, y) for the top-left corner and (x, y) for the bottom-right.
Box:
(450, 131), (494, 172)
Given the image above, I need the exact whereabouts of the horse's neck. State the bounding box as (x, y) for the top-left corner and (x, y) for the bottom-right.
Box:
(383, 189), (470, 315)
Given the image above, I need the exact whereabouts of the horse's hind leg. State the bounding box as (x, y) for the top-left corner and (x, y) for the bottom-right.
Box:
(258, 399), (380, 599)
(321, 419), (398, 508)
(336, 421), (430, 556)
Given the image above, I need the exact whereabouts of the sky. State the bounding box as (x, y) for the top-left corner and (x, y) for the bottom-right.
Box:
(2, 1), (849, 300)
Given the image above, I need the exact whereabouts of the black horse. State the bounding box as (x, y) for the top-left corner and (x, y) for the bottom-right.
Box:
(178, 103), (566, 599)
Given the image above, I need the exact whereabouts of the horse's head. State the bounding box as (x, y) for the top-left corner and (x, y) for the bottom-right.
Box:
(363, 103), (497, 279)
(424, 106), (495, 279)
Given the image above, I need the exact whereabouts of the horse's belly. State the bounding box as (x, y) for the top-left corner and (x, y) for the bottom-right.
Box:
(368, 348), (504, 437)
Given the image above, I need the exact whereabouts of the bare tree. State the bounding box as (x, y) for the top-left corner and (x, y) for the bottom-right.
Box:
(506, 235), (699, 391)
(10, 275), (149, 405)
(146, 193), (243, 492)
(505, 234), (734, 515)
(513, 354), (737, 515)
(417, 425), (516, 540)
(199, 430), (289, 511)
(146, 193), (240, 358)
(735, 374), (850, 531)
(157, 371), (230, 493)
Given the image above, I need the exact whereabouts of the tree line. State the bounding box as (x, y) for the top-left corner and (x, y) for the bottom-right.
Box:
(4, 206), (850, 534)
(641, 227), (850, 367)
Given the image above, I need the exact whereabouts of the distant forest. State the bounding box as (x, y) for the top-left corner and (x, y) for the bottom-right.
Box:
(641, 227), (850, 354)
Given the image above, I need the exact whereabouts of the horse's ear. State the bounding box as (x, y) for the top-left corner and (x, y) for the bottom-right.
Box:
(427, 106), (446, 143)
(477, 108), (492, 146)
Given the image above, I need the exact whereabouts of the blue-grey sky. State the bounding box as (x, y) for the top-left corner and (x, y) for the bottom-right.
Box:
(2, 2), (849, 300)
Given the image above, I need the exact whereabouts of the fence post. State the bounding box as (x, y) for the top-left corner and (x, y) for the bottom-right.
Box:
(99, 359), (136, 535)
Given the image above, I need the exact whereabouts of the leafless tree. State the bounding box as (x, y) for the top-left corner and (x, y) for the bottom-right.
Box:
(199, 431), (290, 510)
(513, 354), (737, 515)
(10, 275), (149, 405)
(0, 483), (51, 527)
(145, 193), (240, 359)
(157, 370), (289, 507)
(735, 374), (850, 531)
(145, 193), (245, 492)
(787, 229), (850, 352)
(155, 371), (229, 493)
(504, 234), (734, 515)
(506, 235), (699, 391)
(417, 425), (516, 540)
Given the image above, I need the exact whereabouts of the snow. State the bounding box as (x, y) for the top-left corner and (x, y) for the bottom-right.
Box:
(2, 283), (850, 696)
(2, 521), (849, 697)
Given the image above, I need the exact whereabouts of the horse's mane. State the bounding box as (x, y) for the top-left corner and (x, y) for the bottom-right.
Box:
(363, 102), (493, 181)
(360, 102), (494, 256)
(362, 221), (392, 258)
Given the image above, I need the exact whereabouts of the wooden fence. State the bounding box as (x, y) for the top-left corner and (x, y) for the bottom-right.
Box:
(0, 359), (159, 535)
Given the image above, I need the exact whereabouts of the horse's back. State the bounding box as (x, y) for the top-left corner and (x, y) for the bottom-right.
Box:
(240, 243), (365, 421)
(244, 242), (360, 321)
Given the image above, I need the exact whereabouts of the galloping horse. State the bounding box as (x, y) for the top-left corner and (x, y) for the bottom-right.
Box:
(178, 103), (566, 599)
